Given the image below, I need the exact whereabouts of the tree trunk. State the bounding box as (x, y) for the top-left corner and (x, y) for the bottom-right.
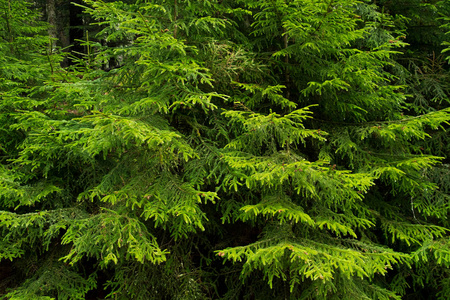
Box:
(46, 0), (71, 66)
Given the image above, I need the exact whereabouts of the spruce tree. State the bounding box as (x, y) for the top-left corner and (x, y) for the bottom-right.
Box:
(1, 0), (450, 299)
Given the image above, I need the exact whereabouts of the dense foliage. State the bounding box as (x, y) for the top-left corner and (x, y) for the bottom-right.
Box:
(1, 0), (450, 299)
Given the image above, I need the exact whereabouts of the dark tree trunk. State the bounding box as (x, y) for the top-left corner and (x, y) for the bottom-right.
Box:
(46, 0), (82, 67)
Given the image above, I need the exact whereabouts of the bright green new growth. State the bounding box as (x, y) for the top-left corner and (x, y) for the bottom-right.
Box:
(1, 0), (450, 299)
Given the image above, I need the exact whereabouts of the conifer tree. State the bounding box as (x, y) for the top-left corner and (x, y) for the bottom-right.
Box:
(1, 0), (450, 299)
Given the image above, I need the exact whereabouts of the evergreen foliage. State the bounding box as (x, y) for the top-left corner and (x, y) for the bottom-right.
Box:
(1, 0), (450, 299)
